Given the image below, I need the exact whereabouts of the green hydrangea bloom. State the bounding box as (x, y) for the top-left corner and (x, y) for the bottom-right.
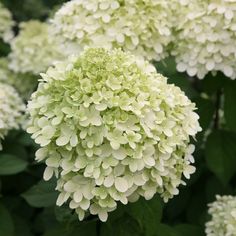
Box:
(0, 2), (14, 43)
(206, 195), (236, 236)
(0, 82), (25, 150)
(9, 20), (64, 75)
(51, 0), (173, 61)
(27, 48), (201, 222)
(0, 58), (38, 100)
(172, 0), (236, 79)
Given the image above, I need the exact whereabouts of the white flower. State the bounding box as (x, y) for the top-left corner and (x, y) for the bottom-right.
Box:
(50, 0), (174, 61)
(172, 0), (236, 79)
(206, 195), (236, 236)
(27, 48), (201, 222)
(0, 82), (25, 150)
(0, 57), (38, 99)
(0, 2), (14, 43)
(9, 20), (64, 75)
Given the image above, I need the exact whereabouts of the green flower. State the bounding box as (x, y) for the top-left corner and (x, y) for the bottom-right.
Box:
(27, 48), (201, 222)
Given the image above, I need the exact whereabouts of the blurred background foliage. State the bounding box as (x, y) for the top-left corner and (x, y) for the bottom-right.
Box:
(0, 1), (236, 236)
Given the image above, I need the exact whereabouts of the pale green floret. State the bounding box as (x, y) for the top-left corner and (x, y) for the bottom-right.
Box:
(206, 195), (236, 236)
(172, 0), (236, 79)
(0, 82), (25, 150)
(51, 0), (173, 61)
(9, 20), (64, 75)
(0, 58), (38, 100)
(27, 48), (201, 222)
(0, 2), (14, 43)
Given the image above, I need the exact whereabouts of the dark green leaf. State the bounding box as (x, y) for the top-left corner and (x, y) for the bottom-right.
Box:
(69, 221), (97, 236)
(174, 224), (204, 236)
(224, 81), (236, 131)
(155, 57), (178, 76)
(127, 195), (163, 236)
(43, 220), (96, 236)
(43, 221), (96, 236)
(0, 154), (27, 175)
(156, 224), (179, 236)
(0, 203), (14, 236)
(200, 72), (226, 95)
(13, 215), (33, 236)
(205, 177), (232, 202)
(101, 214), (142, 236)
(186, 193), (207, 225)
(21, 179), (58, 207)
(205, 130), (236, 184)
(165, 189), (191, 220)
(194, 97), (214, 130)
(55, 205), (77, 223)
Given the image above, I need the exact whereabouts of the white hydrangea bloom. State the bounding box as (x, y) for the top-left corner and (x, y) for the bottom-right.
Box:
(0, 2), (14, 43)
(172, 0), (236, 79)
(9, 20), (64, 75)
(206, 195), (236, 236)
(51, 0), (174, 61)
(0, 82), (25, 150)
(0, 58), (38, 99)
(27, 48), (201, 222)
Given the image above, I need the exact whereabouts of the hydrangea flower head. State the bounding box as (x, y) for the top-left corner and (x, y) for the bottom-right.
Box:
(51, 0), (173, 61)
(0, 2), (14, 43)
(172, 0), (236, 79)
(0, 82), (25, 150)
(206, 195), (236, 236)
(0, 58), (38, 99)
(9, 20), (63, 75)
(27, 48), (201, 221)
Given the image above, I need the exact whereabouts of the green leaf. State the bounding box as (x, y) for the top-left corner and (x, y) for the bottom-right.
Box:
(200, 72), (226, 95)
(174, 224), (204, 236)
(13, 215), (33, 236)
(186, 193), (207, 225)
(224, 81), (236, 131)
(101, 214), (142, 236)
(205, 176), (232, 202)
(43, 221), (97, 236)
(69, 221), (97, 236)
(127, 195), (163, 236)
(194, 97), (214, 130)
(21, 179), (58, 207)
(0, 203), (14, 236)
(205, 130), (236, 184)
(0, 154), (27, 175)
(55, 205), (77, 223)
(156, 224), (179, 236)
(155, 57), (178, 76)
(165, 189), (191, 220)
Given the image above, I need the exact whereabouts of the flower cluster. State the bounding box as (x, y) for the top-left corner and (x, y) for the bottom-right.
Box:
(0, 82), (25, 150)
(9, 20), (63, 75)
(0, 2), (14, 43)
(172, 0), (236, 79)
(51, 0), (173, 61)
(0, 58), (38, 99)
(27, 48), (201, 221)
(206, 195), (236, 236)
